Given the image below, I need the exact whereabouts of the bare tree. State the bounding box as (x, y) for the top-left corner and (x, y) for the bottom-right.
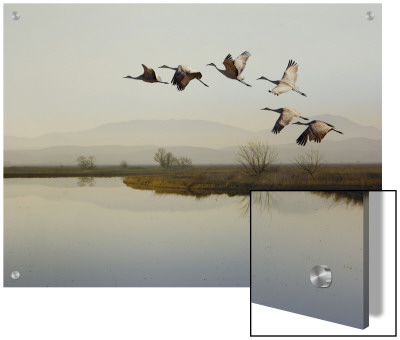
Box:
(154, 148), (177, 168)
(77, 156), (96, 169)
(237, 140), (278, 176)
(77, 156), (86, 168)
(87, 156), (96, 169)
(176, 156), (192, 168)
(165, 152), (177, 168)
(154, 148), (166, 168)
(295, 148), (324, 179)
(120, 160), (128, 168)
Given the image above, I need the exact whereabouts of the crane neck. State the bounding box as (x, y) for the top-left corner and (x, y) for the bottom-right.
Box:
(266, 78), (279, 85)
(124, 75), (141, 80)
(215, 65), (225, 74)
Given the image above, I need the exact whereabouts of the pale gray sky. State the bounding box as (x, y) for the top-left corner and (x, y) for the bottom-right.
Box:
(4, 4), (381, 138)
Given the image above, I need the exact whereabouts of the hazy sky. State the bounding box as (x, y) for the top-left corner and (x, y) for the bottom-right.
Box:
(4, 4), (381, 138)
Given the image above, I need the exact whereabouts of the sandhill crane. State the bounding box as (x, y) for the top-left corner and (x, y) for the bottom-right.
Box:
(158, 65), (209, 91)
(257, 60), (307, 97)
(293, 120), (343, 146)
(261, 107), (309, 134)
(124, 64), (168, 84)
(206, 51), (252, 87)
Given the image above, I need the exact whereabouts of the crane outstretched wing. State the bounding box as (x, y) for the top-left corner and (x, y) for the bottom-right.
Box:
(296, 126), (312, 146)
(171, 66), (202, 91)
(296, 121), (332, 145)
(281, 60), (298, 85)
(234, 51), (251, 76)
(223, 54), (238, 77)
(308, 121), (333, 143)
(272, 114), (293, 134)
(142, 64), (157, 80)
(171, 67), (188, 91)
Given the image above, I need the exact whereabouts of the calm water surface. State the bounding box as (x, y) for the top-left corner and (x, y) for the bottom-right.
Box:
(4, 178), (249, 287)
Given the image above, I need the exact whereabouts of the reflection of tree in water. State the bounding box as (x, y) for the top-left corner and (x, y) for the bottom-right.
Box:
(77, 177), (95, 187)
(239, 191), (364, 218)
(239, 192), (280, 218)
(311, 191), (365, 207)
(124, 182), (247, 199)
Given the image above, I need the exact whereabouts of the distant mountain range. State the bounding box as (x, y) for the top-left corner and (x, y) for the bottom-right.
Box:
(4, 138), (381, 166)
(4, 115), (381, 150)
(4, 117), (381, 165)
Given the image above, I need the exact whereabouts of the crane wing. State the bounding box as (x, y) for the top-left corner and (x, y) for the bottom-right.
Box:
(234, 51), (251, 76)
(307, 121), (332, 143)
(142, 64), (157, 80)
(171, 70), (189, 91)
(281, 60), (298, 85)
(272, 112), (294, 134)
(271, 83), (292, 95)
(184, 65), (202, 79)
(171, 66), (200, 91)
(223, 54), (238, 77)
(296, 126), (312, 146)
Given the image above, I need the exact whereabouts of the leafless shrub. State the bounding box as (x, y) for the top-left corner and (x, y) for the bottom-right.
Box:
(295, 148), (324, 179)
(154, 148), (177, 168)
(237, 140), (278, 176)
(77, 156), (96, 169)
(176, 156), (192, 168)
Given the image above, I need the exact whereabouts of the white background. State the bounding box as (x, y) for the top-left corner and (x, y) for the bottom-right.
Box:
(1, 1), (399, 340)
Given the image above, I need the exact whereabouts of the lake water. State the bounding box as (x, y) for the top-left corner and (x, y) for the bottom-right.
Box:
(251, 191), (367, 329)
(4, 178), (249, 287)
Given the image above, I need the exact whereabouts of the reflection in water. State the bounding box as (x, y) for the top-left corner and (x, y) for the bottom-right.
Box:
(249, 191), (363, 218)
(239, 192), (279, 218)
(312, 191), (364, 206)
(124, 182), (250, 198)
(77, 177), (95, 187)
(4, 177), (248, 287)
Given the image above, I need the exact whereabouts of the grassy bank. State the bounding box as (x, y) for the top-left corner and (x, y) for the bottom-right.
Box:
(3, 165), (167, 178)
(4, 164), (381, 196)
(122, 164), (381, 196)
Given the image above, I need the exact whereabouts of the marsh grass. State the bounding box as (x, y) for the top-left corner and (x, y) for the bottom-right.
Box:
(122, 164), (381, 196)
(4, 164), (381, 196)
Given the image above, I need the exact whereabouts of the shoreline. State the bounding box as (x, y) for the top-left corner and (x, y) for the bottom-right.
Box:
(4, 164), (382, 195)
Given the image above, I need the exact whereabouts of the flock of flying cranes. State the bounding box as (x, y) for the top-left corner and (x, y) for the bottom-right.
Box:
(124, 51), (343, 146)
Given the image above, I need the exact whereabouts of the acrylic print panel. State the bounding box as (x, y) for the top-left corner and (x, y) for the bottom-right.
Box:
(4, 4), (380, 287)
(251, 191), (368, 329)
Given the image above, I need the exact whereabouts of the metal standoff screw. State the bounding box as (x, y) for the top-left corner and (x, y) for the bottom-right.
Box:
(11, 271), (20, 280)
(11, 11), (20, 20)
(366, 11), (375, 20)
(310, 265), (332, 288)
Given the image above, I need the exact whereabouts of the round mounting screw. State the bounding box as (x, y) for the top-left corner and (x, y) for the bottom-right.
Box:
(11, 11), (20, 20)
(11, 271), (20, 280)
(310, 265), (332, 288)
(366, 11), (375, 20)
